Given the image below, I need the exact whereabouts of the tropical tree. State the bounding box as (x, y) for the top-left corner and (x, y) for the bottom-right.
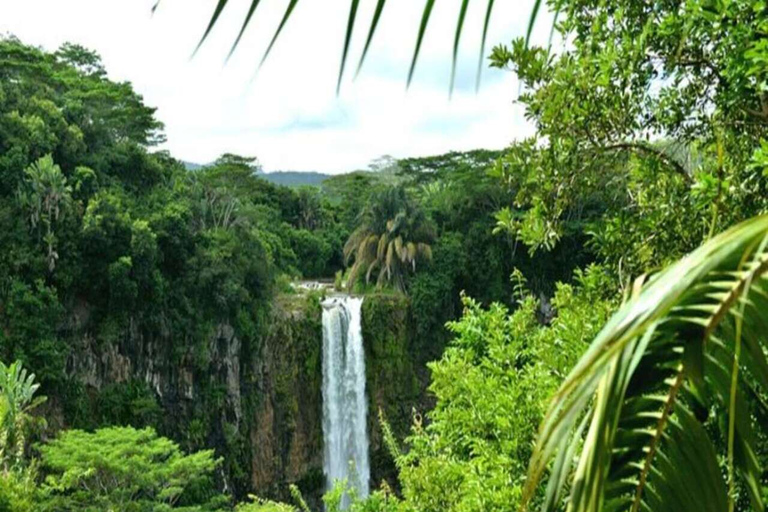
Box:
(295, 186), (324, 231)
(344, 186), (435, 292)
(0, 361), (45, 471)
(523, 213), (768, 512)
(195, 178), (244, 231)
(38, 426), (226, 511)
(16, 155), (72, 272)
(489, 0), (768, 269)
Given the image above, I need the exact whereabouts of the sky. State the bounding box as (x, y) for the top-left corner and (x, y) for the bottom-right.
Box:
(0, 0), (549, 173)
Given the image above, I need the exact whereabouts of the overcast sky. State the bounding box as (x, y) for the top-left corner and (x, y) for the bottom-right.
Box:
(0, 1), (549, 173)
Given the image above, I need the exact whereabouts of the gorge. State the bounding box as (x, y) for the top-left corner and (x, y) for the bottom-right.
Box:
(3, 3), (768, 509)
(46, 289), (424, 506)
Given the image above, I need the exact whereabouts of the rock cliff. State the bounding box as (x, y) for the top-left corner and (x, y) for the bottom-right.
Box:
(51, 291), (426, 503)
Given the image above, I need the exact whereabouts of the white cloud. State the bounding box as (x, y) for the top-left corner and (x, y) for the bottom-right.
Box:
(0, 0), (551, 173)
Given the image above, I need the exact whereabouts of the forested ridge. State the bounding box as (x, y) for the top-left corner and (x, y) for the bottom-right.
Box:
(2, 0), (768, 511)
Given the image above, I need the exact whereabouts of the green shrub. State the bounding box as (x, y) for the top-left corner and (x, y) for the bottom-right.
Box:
(0, 467), (37, 512)
(37, 426), (226, 511)
(390, 266), (616, 512)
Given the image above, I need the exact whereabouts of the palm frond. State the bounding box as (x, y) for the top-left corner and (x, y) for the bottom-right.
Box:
(361, 233), (379, 263)
(195, 0), (230, 55)
(377, 233), (389, 261)
(228, 0), (264, 61)
(475, 0), (496, 91)
(343, 227), (371, 263)
(449, 0), (471, 96)
(365, 252), (382, 284)
(259, 0), (301, 69)
(175, 0), (549, 91)
(406, 241), (417, 263)
(385, 241), (395, 275)
(338, 0), (362, 94)
(523, 214), (768, 512)
(356, 0), (387, 77)
(525, 0), (543, 49)
(407, 0), (437, 88)
(417, 242), (432, 261)
(394, 236), (404, 262)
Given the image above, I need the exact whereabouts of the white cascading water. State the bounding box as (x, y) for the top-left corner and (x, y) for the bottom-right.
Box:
(322, 296), (370, 508)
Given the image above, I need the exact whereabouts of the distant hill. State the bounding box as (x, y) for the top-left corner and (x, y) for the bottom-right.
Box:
(182, 161), (330, 187)
(257, 171), (331, 187)
(182, 160), (205, 171)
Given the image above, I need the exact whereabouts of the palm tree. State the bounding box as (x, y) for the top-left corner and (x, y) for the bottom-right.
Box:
(0, 362), (46, 471)
(296, 186), (324, 230)
(17, 155), (73, 272)
(344, 186), (435, 292)
(522, 214), (768, 512)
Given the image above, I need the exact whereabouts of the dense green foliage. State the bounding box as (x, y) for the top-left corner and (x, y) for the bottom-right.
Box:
(38, 426), (226, 511)
(393, 267), (616, 512)
(524, 213), (768, 512)
(1, 34), (574, 508)
(3, 0), (768, 509)
(489, 0), (768, 274)
(0, 33), (590, 508)
(371, 2), (766, 512)
(247, 0), (768, 511)
(0, 35), (349, 501)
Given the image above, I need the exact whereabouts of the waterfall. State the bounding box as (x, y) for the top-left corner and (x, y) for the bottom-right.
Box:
(322, 296), (370, 508)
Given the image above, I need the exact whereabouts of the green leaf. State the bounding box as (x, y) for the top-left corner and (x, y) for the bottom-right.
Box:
(476, 0), (496, 91)
(338, 0), (362, 94)
(407, 0), (437, 88)
(356, 0), (387, 76)
(195, 0), (231, 56)
(227, 0), (264, 61)
(642, 403), (728, 512)
(525, 0), (542, 49)
(547, 4), (561, 49)
(523, 214), (768, 512)
(259, 0), (301, 69)
(450, 0), (471, 96)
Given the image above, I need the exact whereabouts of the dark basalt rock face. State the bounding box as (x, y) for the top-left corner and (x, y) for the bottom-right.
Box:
(51, 292), (427, 504)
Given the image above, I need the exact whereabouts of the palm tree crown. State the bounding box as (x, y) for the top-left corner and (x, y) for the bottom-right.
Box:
(344, 186), (435, 292)
(17, 155), (73, 272)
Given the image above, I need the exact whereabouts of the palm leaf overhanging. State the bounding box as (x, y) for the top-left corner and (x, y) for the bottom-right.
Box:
(343, 186), (435, 292)
(152, 0), (551, 93)
(523, 214), (768, 512)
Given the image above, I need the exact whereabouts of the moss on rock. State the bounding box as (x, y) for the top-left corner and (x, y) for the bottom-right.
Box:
(361, 293), (423, 489)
